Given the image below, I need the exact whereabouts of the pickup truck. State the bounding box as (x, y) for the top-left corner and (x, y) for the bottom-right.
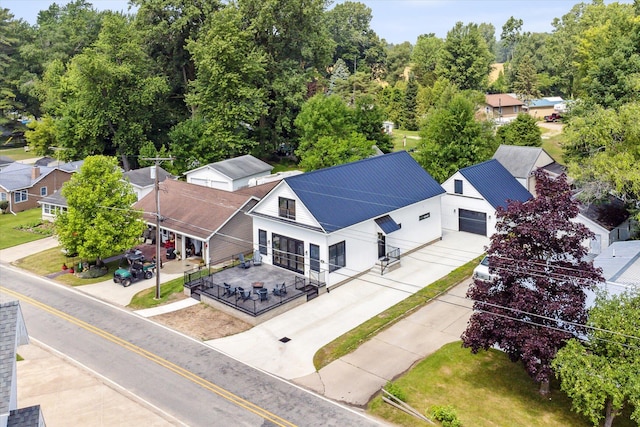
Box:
(544, 113), (563, 122)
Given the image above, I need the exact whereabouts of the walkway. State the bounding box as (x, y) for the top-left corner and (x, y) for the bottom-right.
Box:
(206, 230), (487, 387)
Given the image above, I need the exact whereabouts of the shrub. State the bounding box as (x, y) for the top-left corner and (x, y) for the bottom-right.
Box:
(430, 405), (462, 427)
(0, 200), (8, 213)
(384, 381), (407, 402)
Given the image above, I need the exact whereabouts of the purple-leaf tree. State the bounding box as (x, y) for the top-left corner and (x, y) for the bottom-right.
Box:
(461, 170), (604, 395)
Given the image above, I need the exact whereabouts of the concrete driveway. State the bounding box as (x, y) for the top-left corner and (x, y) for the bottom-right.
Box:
(206, 230), (487, 385)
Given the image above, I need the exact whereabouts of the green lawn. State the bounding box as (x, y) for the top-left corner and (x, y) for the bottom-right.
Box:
(128, 276), (186, 309)
(0, 146), (37, 161)
(313, 256), (481, 370)
(541, 131), (566, 165)
(392, 129), (421, 152)
(0, 209), (52, 250)
(369, 342), (634, 427)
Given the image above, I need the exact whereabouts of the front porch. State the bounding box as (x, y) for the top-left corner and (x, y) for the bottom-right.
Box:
(183, 263), (327, 325)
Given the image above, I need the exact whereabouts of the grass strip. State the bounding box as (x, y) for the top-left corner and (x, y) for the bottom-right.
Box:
(128, 276), (185, 309)
(0, 209), (50, 249)
(313, 256), (482, 370)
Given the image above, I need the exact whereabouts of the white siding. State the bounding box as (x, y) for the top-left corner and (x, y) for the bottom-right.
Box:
(186, 168), (233, 191)
(441, 193), (497, 235)
(441, 172), (484, 199)
(251, 183), (320, 229)
(252, 195), (444, 287)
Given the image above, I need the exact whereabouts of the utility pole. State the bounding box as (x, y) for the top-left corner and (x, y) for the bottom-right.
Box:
(142, 156), (173, 300)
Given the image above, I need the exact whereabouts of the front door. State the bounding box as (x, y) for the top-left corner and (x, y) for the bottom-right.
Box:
(378, 232), (386, 258)
(310, 244), (320, 272)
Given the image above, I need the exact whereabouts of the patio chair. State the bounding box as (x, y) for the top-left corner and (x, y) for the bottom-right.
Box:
(237, 253), (251, 269)
(223, 282), (236, 297)
(273, 282), (287, 297)
(252, 250), (262, 266)
(237, 287), (252, 301)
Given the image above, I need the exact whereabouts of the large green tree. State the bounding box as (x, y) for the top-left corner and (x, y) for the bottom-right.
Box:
(553, 291), (640, 427)
(495, 113), (542, 147)
(411, 34), (442, 87)
(40, 13), (169, 169)
(180, 5), (267, 165)
(295, 94), (373, 170)
(436, 22), (493, 91)
(417, 91), (495, 182)
(56, 156), (145, 261)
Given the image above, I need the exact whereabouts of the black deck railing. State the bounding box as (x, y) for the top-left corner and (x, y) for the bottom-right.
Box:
(381, 246), (401, 275)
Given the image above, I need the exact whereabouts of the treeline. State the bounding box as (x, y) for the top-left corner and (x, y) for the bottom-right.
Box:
(1, 0), (639, 194)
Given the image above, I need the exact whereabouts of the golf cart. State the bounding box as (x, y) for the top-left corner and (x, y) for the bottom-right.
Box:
(113, 250), (156, 287)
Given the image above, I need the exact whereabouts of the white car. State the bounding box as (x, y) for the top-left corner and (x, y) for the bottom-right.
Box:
(473, 256), (497, 281)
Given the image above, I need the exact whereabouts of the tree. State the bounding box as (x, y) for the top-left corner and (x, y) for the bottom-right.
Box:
(385, 41), (412, 86)
(411, 34), (442, 87)
(436, 22), (493, 91)
(500, 16), (523, 62)
(511, 55), (540, 106)
(417, 91), (495, 182)
(328, 58), (350, 96)
(294, 94), (373, 170)
(462, 170), (604, 395)
(401, 75), (418, 131)
(184, 5), (267, 162)
(41, 13), (169, 170)
(353, 95), (393, 153)
(0, 8), (24, 123)
(55, 156), (145, 261)
(553, 291), (640, 427)
(495, 113), (541, 147)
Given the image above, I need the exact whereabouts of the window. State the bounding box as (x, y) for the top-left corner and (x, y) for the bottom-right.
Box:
(278, 197), (296, 220)
(419, 212), (431, 221)
(0, 192), (6, 201)
(258, 229), (267, 255)
(43, 204), (52, 215)
(40, 186), (47, 196)
(454, 179), (463, 194)
(328, 241), (346, 273)
(14, 190), (27, 203)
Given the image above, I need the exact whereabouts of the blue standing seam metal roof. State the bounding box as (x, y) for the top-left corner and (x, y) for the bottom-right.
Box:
(459, 159), (533, 209)
(284, 151), (444, 233)
(375, 215), (401, 234)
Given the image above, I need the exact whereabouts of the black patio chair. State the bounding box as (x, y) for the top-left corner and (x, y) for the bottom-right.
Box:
(223, 282), (236, 297)
(237, 253), (251, 269)
(273, 282), (287, 297)
(237, 287), (252, 301)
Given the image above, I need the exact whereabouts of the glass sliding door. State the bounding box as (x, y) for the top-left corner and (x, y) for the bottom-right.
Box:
(272, 233), (305, 274)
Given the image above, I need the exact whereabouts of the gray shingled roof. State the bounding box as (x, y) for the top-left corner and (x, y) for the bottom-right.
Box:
(493, 145), (555, 179)
(191, 155), (273, 180)
(7, 405), (44, 427)
(38, 189), (67, 207)
(123, 166), (173, 188)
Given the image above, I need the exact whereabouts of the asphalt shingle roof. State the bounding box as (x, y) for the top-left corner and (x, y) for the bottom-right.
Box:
(1, 301), (28, 419)
(7, 405), (43, 427)
(492, 145), (554, 179)
(284, 151), (444, 233)
(189, 155), (273, 181)
(123, 166), (173, 188)
(459, 159), (533, 209)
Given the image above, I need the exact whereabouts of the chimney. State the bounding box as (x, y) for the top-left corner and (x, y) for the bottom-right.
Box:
(150, 165), (156, 180)
(31, 166), (40, 179)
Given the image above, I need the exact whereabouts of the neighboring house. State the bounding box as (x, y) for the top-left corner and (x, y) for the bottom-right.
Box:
(38, 190), (68, 222)
(122, 166), (173, 201)
(575, 194), (633, 255)
(525, 97), (564, 120)
(587, 240), (640, 307)
(441, 159), (533, 237)
(493, 145), (632, 253)
(0, 301), (46, 427)
(0, 161), (82, 213)
(248, 151), (445, 288)
(492, 144), (565, 196)
(134, 179), (278, 265)
(483, 93), (524, 120)
(0, 156), (14, 171)
(185, 155), (273, 192)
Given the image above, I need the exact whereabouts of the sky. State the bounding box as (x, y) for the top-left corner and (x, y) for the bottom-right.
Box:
(1, 0), (634, 45)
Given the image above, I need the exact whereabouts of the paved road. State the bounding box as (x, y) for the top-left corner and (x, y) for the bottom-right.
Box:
(1, 265), (380, 426)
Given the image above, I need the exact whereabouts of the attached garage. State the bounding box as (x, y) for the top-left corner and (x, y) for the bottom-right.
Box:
(459, 209), (487, 236)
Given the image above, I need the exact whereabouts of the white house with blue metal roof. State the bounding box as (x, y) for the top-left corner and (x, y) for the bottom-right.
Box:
(441, 159), (533, 237)
(248, 151), (445, 288)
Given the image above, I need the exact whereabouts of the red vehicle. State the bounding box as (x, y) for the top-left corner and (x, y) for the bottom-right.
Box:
(544, 113), (563, 122)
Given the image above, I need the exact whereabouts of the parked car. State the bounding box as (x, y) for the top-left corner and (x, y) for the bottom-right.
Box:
(472, 256), (498, 282)
(544, 112), (563, 122)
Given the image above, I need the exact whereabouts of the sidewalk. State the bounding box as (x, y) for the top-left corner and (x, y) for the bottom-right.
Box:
(206, 230), (487, 390)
